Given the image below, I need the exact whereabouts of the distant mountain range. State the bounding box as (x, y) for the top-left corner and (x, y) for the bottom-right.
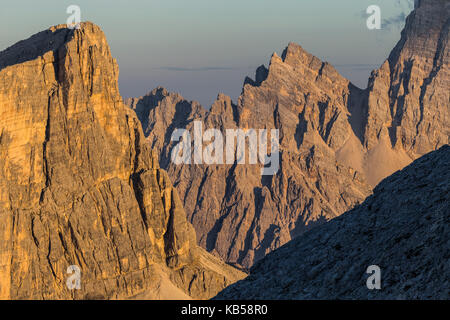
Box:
(126, 0), (449, 269)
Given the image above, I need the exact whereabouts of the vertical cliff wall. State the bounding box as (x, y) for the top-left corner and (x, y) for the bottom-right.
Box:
(0, 22), (244, 299)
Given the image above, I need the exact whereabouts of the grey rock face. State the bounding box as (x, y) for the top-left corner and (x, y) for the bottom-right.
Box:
(215, 145), (450, 300)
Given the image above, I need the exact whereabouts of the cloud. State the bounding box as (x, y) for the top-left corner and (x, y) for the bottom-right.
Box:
(383, 0), (414, 30)
(382, 12), (408, 30)
(157, 66), (236, 72)
(356, 0), (414, 31)
(397, 0), (415, 10)
(335, 64), (380, 70)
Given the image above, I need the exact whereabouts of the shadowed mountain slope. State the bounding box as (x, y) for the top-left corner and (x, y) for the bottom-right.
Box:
(215, 145), (449, 300)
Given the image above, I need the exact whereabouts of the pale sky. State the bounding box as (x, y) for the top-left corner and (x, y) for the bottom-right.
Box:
(0, 0), (414, 107)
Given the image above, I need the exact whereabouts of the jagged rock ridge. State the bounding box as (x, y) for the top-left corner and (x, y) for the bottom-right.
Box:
(127, 0), (449, 269)
(215, 145), (450, 299)
(0, 22), (244, 300)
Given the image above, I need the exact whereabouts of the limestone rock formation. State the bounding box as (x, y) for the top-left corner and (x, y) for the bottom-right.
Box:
(127, 0), (448, 269)
(215, 145), (450, 300)
(363, 0), (449, 172)
(0, 22), (244, 300)
(128, 53), (373, 270)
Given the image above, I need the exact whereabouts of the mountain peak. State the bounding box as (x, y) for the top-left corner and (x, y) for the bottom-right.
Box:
(0, 22), (107, 70)
(278, 42), (325, 71)
(364, 0), (449, 156)
(0, 22), (244, 299)
(389, 0), (449, 65)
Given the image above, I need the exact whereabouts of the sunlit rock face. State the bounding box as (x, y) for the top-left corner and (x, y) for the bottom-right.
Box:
(364, 0), (449, 157)
(0, 22), (244, 300)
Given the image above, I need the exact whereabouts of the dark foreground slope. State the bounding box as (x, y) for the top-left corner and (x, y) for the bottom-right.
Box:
(215, 145), (449, 299)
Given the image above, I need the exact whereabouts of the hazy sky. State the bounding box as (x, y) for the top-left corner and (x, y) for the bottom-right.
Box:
(0, 0), (414, 107)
